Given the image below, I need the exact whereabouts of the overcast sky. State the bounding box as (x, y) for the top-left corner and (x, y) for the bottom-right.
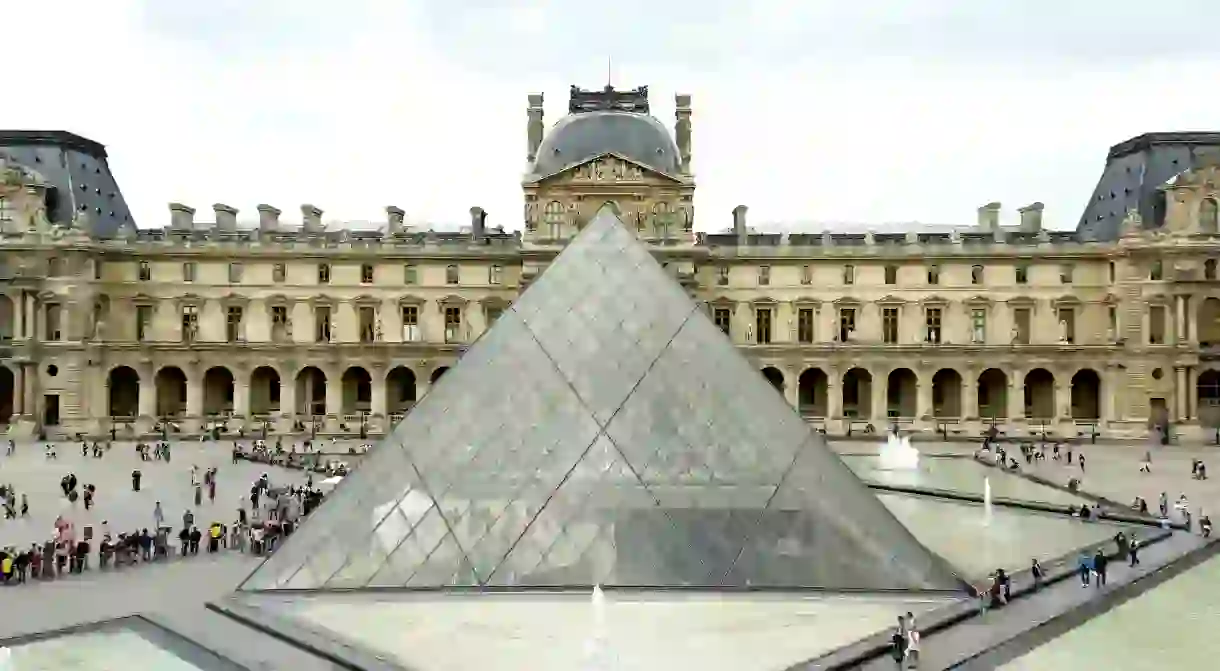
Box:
(10, 1), (1220, 232)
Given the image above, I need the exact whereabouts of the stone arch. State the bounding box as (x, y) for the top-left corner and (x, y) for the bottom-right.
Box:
(842, 368), (872, 419)
(931, 368), (963, 418)
(249, 366), (281, 415)
(341, 366), (372, 413)
(1070, 368), (1102, 420)
(1199, 297), (1220, 346)
(0, 364), (14, 424)
(760, 366), (785, 394)
(154, 366), (188, 417)
(295, 366), (327, 416)
(203, 366), (235, 416)
(1198, 369), (1220, 428)
(107, 366), (140, 418)
(386, 366), (417, 415)
(797, 367), (828, 416)
(977, 368), (1008, 419)
(0, 294), (13, 342)
(886, 368), (918, 418)
(1202, 197), (1219, 233)
(430, 367), (449, 384)
(1023, 368), (1055, 419)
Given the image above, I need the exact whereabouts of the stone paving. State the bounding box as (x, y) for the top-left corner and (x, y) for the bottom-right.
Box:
(0, 438), (365, 640)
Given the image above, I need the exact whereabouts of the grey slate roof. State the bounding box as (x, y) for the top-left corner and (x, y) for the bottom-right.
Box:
(531, 110), (680, 178)
(0, 130), (135, 237)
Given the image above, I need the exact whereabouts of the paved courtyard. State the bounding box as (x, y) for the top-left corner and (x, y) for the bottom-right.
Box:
(0, 438), (367, 639)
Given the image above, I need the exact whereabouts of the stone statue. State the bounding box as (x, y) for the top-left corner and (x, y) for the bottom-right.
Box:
(375, 321), (383, 342)
(1058, 320), (1071, 344)
(1106, 326), (1117, 343)
(1010, 324), (1020, 344)
(745, 324), (754, 344)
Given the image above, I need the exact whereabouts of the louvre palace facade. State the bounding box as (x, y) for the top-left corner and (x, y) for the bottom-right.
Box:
(2, 86), (1220, 441)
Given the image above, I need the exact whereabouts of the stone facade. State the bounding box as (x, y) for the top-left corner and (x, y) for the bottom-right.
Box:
(2, 87), (1220, 441)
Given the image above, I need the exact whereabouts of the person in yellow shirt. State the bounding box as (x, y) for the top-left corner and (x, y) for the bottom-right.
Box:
(207, 523), (222, 553)
(1, 553), (13, 584)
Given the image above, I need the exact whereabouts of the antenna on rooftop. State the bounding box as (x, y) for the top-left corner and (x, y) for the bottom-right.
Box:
(606, 55), (612, 88)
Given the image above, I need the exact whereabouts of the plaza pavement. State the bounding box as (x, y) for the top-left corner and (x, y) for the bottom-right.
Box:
(0, 437), (368, 640)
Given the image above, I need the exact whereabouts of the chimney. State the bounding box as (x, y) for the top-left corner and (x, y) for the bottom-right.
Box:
(257, 204), (281, 232)
(732, 205), (748, 245)
(386, 206), (405, 234)
(526, 93), (545, 164)
(168, 203), (195, 230)
(977, 202), (1002, 231)
(1018, 202), (1045, 231)
(212, 203), (238, 231)
(470, 206), (486, 241)
(301, 204), (323, 232)
(674, 93), (692, 174)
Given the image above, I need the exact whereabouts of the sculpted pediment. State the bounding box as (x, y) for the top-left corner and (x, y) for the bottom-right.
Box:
(535, 153), (682, 187)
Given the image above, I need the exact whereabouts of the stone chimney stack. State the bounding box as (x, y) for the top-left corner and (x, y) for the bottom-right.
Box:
(386, 206), (405, 234)
(1018, 202), (1045, 231)
(168, 203), (195, 230)
(733, 205), (748, 245)
(470, 206), (486, 241)
(212, 203), (238, 231)
(526, 93), (545, 165)
(977, 202), (1002, 231)
(675, 93), (692, 174)
(257, 204), (281, 233)
(301, 204), (323, 233)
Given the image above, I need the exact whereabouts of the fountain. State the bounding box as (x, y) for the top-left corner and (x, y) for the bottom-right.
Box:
(583, 584), (616, 670)
(983, 476), (993, 526)
(877, 431), (920, 470)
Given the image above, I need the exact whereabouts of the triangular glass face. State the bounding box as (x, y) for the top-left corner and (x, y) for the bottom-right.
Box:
(241, 206), (965, 593)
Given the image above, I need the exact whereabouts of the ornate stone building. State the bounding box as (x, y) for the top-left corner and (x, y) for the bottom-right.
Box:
(2, 92), (1220, 441)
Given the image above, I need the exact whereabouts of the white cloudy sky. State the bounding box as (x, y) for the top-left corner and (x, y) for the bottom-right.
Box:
(8, 1), (1220, 232)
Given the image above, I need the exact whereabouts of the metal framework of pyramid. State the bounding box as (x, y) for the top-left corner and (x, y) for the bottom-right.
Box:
(240, 206), (964, 593)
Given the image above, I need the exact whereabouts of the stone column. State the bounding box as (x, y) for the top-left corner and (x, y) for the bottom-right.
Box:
(233, 375), (249, 419)
(1189, 302), (1200, 344)
(12, 364), (23, 417)
(1188, 366), (1199, 420)
(325, 369), (343, 417)
(185, 370), (203, 433)
(23, 364), (37, 421)
(962, 376), (979, 419)
(1176, 296), (1187, 344)
(827, 373), (842, 418)
(1176, 366), (1189, 421)
(870, 369), (888, 424)
(1055, 382), (1072, 422)
(916, 373), (933, 420)
(24, 295), (36, 340)
(138, 372), (155, 418)
(1007, 372), (1024, 421)
(371, 369), (387, 418)
(279, 375), (296, 424)
(10, 292), (22, 340)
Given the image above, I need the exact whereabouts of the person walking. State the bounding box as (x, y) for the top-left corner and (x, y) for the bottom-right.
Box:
(1077, 551), (1092, 587)
(1094, 549), (1108, 587)
(1128, 534), (1141, 567)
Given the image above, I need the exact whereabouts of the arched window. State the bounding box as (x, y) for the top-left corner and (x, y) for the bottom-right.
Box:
(543, 201), (565, 239)
(1201, 197), (1219, 233)
(1207, 259), (1217, 281)
(651, 202), (673, 239)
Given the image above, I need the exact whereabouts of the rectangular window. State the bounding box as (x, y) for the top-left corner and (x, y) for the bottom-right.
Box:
(315, 306), (332, 342)
(797, 308), (815, 343)
(927, 265), (940, 285)
(403, 263), (418, 285)
(181, 305), (198, 343)
(47, 257), (62, 277)
(45, 304), (62, 341)
(884, 265), (898, 285)
(272, 263), (286, 283)
(489, 264), (504, 285)
(1150, 260), (1163, 281)
(486, 305), (504, 324)
(839, 308), (856, 342)
(843, 265), (855, 285)
(360, 263), (374, 284)
(971, 265), (984, 285)
(758, 265), (771, 286)
(1109, 261), (1116, 283)
(182, 262), (196, 282)
(882, 307), (899, 344)
(136, 305), (152, 342)
(271, 305), (289, 342)
(971, 308), (986, 343)
(1014, 308), (1031, 344)
(717, 266), (730, 286)
(925, 307), (943, 344)
(1108, 305), (1118, 340)
(1058, 307), (1076, 344)
(401, 305), (420, 342)
(94, 261), (102, 281)
(225, 305), (243, 342)
(359, 306), (376, 343)
(800, 265), (812, 285)
(713, 307), (732, 336)
(138, 261), (151, 282)
(1015, 264), (1029, 284)
(445, 264), (460, 285)
(444, 306), (463, 343)
(228, 262), (243, 283)
(755, 307), (772, 344)
(1060, 264), (1074, 284)
(317, 263), (331, 284)
(1149, 305), (1167, 345)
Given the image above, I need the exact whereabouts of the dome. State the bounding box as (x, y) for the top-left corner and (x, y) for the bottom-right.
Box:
(532, 111), (680, 178)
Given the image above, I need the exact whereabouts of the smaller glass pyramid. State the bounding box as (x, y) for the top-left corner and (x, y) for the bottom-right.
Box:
(240, 206), (964, 593)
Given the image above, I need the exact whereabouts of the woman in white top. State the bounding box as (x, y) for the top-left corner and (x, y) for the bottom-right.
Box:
(905, 627), (921, 668)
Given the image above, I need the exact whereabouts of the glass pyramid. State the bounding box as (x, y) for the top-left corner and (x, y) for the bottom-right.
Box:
(240, 206), (964, 593)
